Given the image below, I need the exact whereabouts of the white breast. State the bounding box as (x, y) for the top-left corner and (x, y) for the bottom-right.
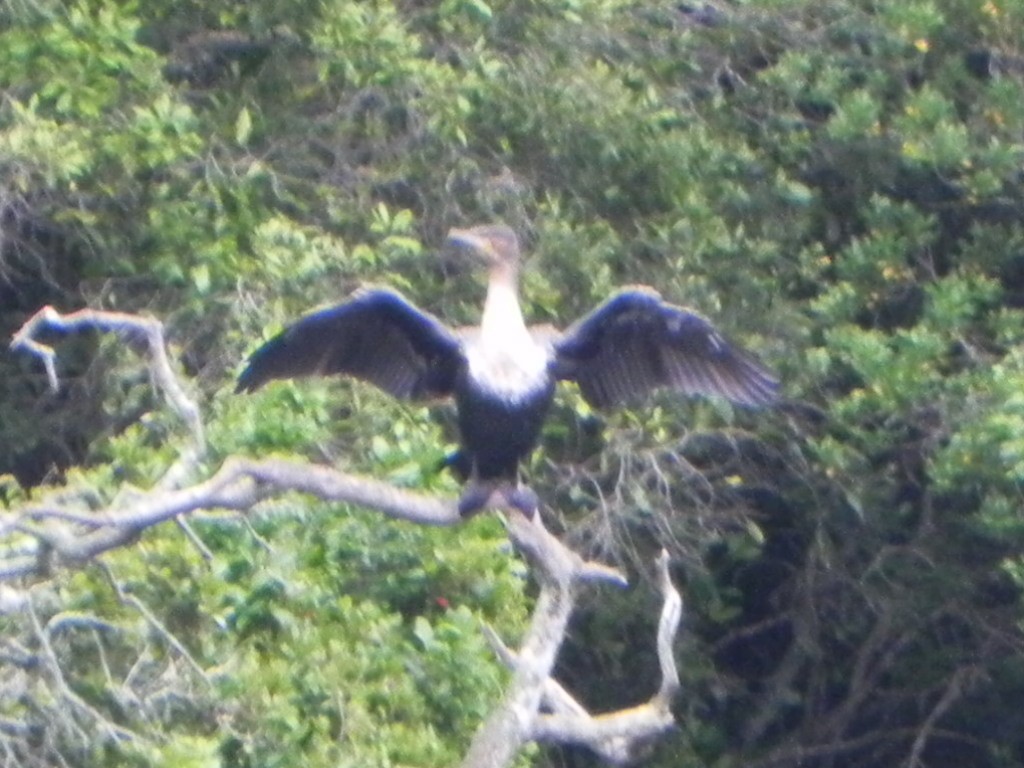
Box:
(465, 331), (551, 401)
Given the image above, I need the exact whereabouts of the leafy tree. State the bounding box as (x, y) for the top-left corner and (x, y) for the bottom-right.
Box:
(3, 0), (1024, 766)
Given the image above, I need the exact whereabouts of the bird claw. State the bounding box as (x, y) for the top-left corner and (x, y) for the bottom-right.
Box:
(457, 482), (539, 519)
(503, 485), (539, 518)
(458, 484), (494, 518)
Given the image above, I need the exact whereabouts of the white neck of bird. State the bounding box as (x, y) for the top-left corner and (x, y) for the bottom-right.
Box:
(467, 262), (549, 398)
(481, 264), (528, 343)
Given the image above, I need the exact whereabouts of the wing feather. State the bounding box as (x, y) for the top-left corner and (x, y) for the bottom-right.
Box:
(236, 288), (463, 400)
(553, 287), (778, 410)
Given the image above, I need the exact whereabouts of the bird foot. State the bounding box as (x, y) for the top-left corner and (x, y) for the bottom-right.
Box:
(458, 484), (494, 518)
(457, 482), (539, 519)
(503, 485), (539, 518)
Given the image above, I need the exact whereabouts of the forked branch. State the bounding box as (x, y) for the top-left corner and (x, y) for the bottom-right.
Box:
(8, 307), (683, 766)
(11, 306), (204, 451)
(480, 547), (682, 766)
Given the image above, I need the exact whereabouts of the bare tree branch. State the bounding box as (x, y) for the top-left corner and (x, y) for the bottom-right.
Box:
(655, 549), (683, 704)
(904, 665), (978, 768)
(9, 306), (685, 766)
(10, 306), (204, 452)
(481, 625), (636, 766)
(0, 456), (464, 579)
(529, 549), (680, 762)
(463, 529), (681, 768)
(8, 451), (677, 765)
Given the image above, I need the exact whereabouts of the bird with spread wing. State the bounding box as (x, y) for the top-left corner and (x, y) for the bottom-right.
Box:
(238, 224), (778, 516)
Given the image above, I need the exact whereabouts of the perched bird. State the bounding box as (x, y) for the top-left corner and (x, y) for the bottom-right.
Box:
(237, 224), (778, 515)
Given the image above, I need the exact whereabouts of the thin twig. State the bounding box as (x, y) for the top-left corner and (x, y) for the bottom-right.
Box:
(174, 516), (214, 563)
(100, 564), (212, 689)
(905, 665), (977, 768)
(28, 598), (138, 744)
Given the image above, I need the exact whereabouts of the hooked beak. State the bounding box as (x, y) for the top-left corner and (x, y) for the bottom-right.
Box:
(445, 227), (501, 268)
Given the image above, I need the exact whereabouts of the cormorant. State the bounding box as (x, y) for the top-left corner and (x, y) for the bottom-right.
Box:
(237, 224), (778, 515)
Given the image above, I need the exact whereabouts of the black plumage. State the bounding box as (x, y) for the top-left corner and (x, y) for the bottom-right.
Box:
(553, 287), (777, 409)
(236, 288), (461, 400)
(237, 224), (778, 515)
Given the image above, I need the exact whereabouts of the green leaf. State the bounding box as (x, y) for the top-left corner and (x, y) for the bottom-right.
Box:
(191, 263), (211, 294)
(466, 0), (493, 21)
(413, 615), (435, 649)
(235, 106), (253, 147)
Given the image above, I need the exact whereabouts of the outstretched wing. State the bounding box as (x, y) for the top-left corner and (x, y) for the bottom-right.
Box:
(552, 287), (778, 409)
(236, 287), (463, 400)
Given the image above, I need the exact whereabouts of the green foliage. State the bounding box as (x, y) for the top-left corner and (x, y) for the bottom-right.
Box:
(197, 500), (524, 767)
(6, 0), (1024, 765)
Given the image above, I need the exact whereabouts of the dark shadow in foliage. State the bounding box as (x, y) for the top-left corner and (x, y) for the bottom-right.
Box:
(0, 208), (108, 488)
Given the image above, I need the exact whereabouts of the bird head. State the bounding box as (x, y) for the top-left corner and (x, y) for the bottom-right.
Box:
(445, 224), (521, 272)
